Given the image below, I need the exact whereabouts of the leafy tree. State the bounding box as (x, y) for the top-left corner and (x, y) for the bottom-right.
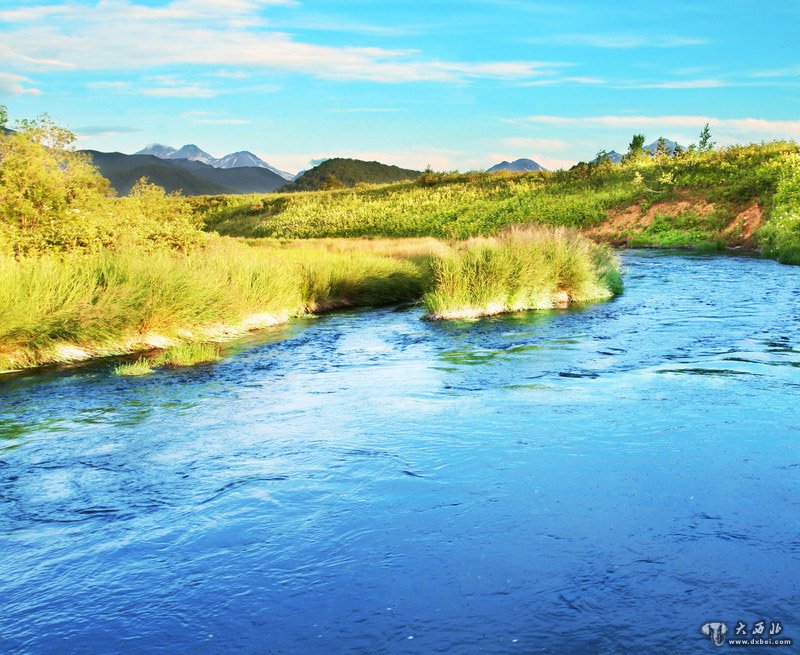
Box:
(0, 111), (204, 256)
(0, 105), (7, 130)
(699, 123), (715, 151)
(0, 114), (111, 255)
(627, 134), (646, 158)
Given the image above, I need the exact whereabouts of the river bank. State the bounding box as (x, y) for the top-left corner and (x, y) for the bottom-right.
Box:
(0, 229), (621, 374)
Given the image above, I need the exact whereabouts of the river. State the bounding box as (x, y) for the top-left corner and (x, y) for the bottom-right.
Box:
(1, 251), (799, 654)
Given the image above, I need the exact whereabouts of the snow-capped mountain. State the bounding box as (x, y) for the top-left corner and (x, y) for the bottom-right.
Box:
(166, 144), (218, 166)
(215, 151), (295, 180)
(134, 143), (294, 179)
(487, 158), (546, 173)
(136, 143), (178, 159)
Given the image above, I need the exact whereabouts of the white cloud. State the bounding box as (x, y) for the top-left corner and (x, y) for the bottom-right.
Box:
(264, 148), (478, 173)
(615, 79), (729, 89)
(141, 85), (219, 98)
(505, 114), (800, 139)
(528, 33), (708, 48)
(499, 136), (569, 151)
(197, 118), (252, 124)
(521, 76), (603, 87)
(0, 72), (41, 96)
(0, 0), (565, 84)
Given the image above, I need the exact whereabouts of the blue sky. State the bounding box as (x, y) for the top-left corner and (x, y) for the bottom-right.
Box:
(1, 0), (799, 173)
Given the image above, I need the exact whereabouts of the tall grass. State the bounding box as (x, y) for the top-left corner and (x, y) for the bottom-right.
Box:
(423, 227), (622, 319)
(0, 237), (427, 371)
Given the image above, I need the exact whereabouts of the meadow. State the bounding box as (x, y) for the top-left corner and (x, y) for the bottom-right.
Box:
(195, 141), (800, 251)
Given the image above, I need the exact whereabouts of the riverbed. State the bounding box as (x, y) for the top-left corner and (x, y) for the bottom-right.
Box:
(1, 251), (799, 653)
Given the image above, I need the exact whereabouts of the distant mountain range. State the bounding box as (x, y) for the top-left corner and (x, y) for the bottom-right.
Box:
(135, 143), (295, 181)
(281, 158), (421, 192)
(83, 150), (289, 196)
(487, 158), (546, 173)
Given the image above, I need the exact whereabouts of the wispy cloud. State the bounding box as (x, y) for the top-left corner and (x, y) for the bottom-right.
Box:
(0, 72), (41, 96)
(505, 114), (800, 138)
(527, 33), (708, 48)
(141, 85), (219, 98)
(75, 125), (142, 136)
(520, 76), (604, 87)
(615, 79), (730, 89)
(328, 108), (403, 113)
(0, 0), (565, 84)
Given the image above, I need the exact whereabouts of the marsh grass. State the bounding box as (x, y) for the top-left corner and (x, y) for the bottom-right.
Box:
(113, 358), (154, 376)
(156, 342), (220, 367)
(0, 236), (428, 371)
(423, 227), (622, 319)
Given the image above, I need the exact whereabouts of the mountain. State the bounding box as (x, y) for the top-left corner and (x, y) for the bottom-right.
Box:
(135, 143), (295, 179)
(280, 158), (421, 192)
(84, 150), (287, 196)
(645, 138), (681, 156)
(487, 158), (546, 173)
(135, 143), (178, 159)
(215, 151), (295, 180)
(166, 144), (217, 166)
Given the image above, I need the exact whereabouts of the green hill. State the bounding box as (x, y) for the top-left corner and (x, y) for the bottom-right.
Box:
(279, 158), (421, 192)
(196, 141), (800, 259)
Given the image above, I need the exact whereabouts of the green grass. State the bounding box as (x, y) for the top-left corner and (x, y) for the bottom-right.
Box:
(113, 357), (154, 376)
(423, 227), (622, 319)
(156, 342), (220, 367)
(0, 237), (429, 371)
(758, 152), (800, 264)
(192, 142), (800, 249)
(114, 343), (221, 375)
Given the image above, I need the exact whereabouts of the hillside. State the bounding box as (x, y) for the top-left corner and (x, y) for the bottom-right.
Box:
(279, 158), (421, 192)
(195, 142), (799, 255)
(84, 150), (287, 195)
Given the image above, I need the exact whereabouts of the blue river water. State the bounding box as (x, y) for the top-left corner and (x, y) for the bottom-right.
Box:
(1, 250), (799, 654)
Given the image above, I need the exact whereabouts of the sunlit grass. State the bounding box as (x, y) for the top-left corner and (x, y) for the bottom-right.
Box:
(0, 236), (428, 371)
(156, 342), (220, 367)
(113, 358), (154, 376)
(423, 227), (622, 319)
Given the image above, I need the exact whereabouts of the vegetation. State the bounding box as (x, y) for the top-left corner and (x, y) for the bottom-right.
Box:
(194, 139), (800, 258)
(758, 152), (800, 264)
(423, 227), (621, 319)
(279, 157), (421, 192)
(0, 239), (429, 371)
(5, 104), (800, 372)
(114, 342), (221, 376)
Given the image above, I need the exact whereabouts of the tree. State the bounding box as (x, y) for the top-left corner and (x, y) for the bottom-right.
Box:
(699, 123), (714, 151)
(655, 137), (669, 158)
(0, 105), (7, 130)
(0, 113), (111, 255)
(627, 134), (646, 158)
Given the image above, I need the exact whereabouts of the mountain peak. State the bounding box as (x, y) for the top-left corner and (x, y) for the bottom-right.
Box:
(487, 158), (546, 173)
(135, 143), (177, 158)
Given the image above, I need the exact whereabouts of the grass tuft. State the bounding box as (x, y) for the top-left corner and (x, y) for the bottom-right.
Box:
(113, 358), (154, 376)
(155, 342), (220, 367)
(422, 226), (622, 319)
